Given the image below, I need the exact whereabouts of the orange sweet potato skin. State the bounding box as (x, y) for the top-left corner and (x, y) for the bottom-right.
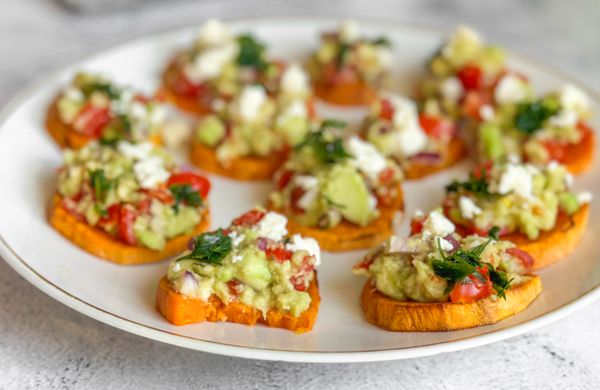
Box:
(46, 96), (94, 149)
(190, 141), (288, 181)
(403, 137), (467, 180)
(156, 275), (320, 333)
(270, 185), (404, 251)
(313, 80), (378, 106)
(360, 275), (542, 332)
(503, 204), (589, 270)
(49, 195), (211, 265)
(563, 130), (595, 175)
(159, 59), (213, 116)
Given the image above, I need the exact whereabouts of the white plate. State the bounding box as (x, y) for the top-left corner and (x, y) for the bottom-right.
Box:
(0, 17), (599, 363)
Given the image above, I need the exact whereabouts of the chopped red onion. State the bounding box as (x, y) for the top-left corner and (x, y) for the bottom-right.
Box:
(410, 152), (443, 165)
(443, 234), (460, 253)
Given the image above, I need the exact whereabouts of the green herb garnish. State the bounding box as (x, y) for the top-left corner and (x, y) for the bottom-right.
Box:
(488, 226), (500, 240)
(295, 120), (350, 164)
(489, 265), (513, 299)
(336, 43), (351, 69)
(177, 229), (232, 265)
(236, 34), (267, 70)
(445, 170), (495, 198)
(89, 169), (114, 202)
(371, 36), (391, 47)
(81, 82), (121, 100)
(514, 100), (559, 134)
(169, 184), (202, 212)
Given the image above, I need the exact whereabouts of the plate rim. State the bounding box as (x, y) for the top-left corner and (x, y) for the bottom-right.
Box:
(1, 15), (599, 363)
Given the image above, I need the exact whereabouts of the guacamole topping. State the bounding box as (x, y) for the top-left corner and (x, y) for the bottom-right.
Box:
(354, 210), (532, 303)
(308, 20), (392, 86)
(477, 84), (592, 164)
(419, 26), (509, 120)
(195, 64), (316, 162)
(175, 19), (282, 100)
(444, 161), (591, 239)
(57, 141), (210, 250)
(363, 92), (458, 167)
(269, 120), (403, 229)
(57, 72), (166, 144)
(167, 208), (320, 317)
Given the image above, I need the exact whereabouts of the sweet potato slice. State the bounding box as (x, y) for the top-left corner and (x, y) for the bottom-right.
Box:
(156, 275), (320, 333)
(46, 96), (94, 149)
(49, 195), (211, 265)
(360, 275), (542, 332)
(404, 137), (467, 179)
(562, 130), (595, 175)
(159, 59), (213, 116)
(313, 79), (378, 106)
(270, 185), (404, 251)
(190, 141), (288, 181)
(502, 204), (589, 270)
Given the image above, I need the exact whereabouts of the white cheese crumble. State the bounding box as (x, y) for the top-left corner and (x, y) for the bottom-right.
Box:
(479, 104), (495, 122)
(459, 196), (482, 219)
(280, 100), (307, 119)
(560, 84), (589, 113)
(63, 86), (84, 102)
(185, 41), (238, 82)
(237, 85), (267, 122)
(133, 156), (170, 189)
(494, 74), (528, 104)
(197, 19), (231, 46)
(254, 212), (288, 241)
(548, 109), (578, 128)
(346, 136), (387, 179)
(496, 163), (535, 198)
(280, 64), (309, 96)
(286, 234), (321, 266)
(437, 237), (455, 252)
(228, 230), (245, 247)
(577, 191), (593, 204)
(117, 141), (153, 160)
(422, 210), (455, 238)
(440, 77), (464, 102)
(339, 20), (360, 43)
(386, 94), (428, 157)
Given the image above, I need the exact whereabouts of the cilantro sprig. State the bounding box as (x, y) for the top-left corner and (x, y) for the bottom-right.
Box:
(295, 120), (350, 164)
(514, 100), (559, 134)
(445, 170), (495, 198)
(169, 184), (203, 212)
(177, 229), (232, 265)
(81, 82), (121, 100)
(89, 169), (114, 203)
(236, 35), (267, 70)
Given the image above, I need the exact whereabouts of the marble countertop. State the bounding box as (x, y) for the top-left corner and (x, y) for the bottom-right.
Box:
(1, 0), (599, 388)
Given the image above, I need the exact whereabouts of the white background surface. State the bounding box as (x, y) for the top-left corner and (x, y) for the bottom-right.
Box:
(1, 0), (599, 388)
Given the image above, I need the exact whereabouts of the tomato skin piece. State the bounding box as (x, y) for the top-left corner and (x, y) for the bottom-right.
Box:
(232, 210), (265, 226)
(227, 279), (242, 297)
(98, 203), (121, 229)
(471, 160), (494, 180)
(542, 139), (568, 162)
(167, 172), (211, 199)
(119, 205), (138, 245)
(457, 64), (483, 91)
(378, 167), (396, 184)
(410, 217), (425, 235)
(277, 170), (294, 190)
(379, 98), (395, 121)
(290, 187), (306, 214)
(418, 114), (456, 139)
(173, 70), (207, 98)
(72, 104), (111, 137)
(461, 90), (491, 120)
(265, 247), (293, 262)
(506, 247), (535, 270)
(449, 266), (493, 303)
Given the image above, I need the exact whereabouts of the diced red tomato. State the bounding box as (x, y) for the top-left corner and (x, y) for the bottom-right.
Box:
(471, 160), (494, 180)
(461, 90), (491, 121)
(577, 121), (593, 137)
(290, 256), (315, 291)
(227, 279), (242, 297)
(542, 139), (568, 162)
(353, 256), (375, 271)
(232, 210), (265, 226)
(457, 64), (483, 91)
(72, 104), (111, 137)
(277, 170), (294, 190)
(98, 203), (121, 229)
(118, 206), (137, 245)
(167, 172), (211, 199)
(410, 216), (425, 235)
(172, 71), (207, 98)
(418, 114), (456, 139)
(506, 247), (535, 270)
(449, 266), (493, 303)
(379, 98), (395, 121)
(378, 167), (396, 184)
(265, 247), (293, 262)
(290, 187), (306, 214)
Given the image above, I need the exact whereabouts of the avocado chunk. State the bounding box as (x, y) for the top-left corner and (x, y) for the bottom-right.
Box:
(236, 248), (272, 291)
(559, 192), (580, 215)
(322, 164), (373, 226)
(197, 115), (226, 147)
(480, 123), (504, 160)
(137, 229), (166, 251)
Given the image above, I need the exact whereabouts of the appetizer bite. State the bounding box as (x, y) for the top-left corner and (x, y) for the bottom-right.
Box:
(362, 92), (466, 179)
(307, 20), (392, 106)
(190, 64), (316, 180)
(47, 72), (166, 149)
(156, 208), (321, 333)
(477, 84), (595, 174)
(50, 141), (211, 264)
(161, 19), (283, 116)
(354, 210), (542, 331)
(269, 120), (404, 251)
(443, 161), (590, 269)
(419, 25), (521, 123)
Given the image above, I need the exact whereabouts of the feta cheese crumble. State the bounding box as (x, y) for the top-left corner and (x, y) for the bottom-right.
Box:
(494, 74), (528, 104)
(339, 20), (360, 43)
(133, 156), (170, 189)
(386, 94), (428, 157)
(459, 196), (483, 219)
(560, 84), (589, 113)
(280, 64), (309, 96)
(286, 234), (321, 266)
(255, 212), (288, 241)
(496, 163), (535, 198)
(197, 19), (231, 46)
(237, 85), (267, 121)
(577, 191), (593, 204)
(422, 210), (455, 238)
(440, 77), (464, 102)
(346, 136), (387, 179)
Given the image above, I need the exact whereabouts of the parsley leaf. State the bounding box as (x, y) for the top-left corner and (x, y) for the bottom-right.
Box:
(89, 169), (114, 203)
(295, 120), (350, 164)
(81, 82), (121, 100)
(100, 115), (131, 146)
(488, 265), (513, 299)
(488, 226), (500, 240)
(236, 35), (267, 70)
(371, 36), (391, 47)
(445, 171), (495, 198)
(514, 100), (559, 134)
(169, 184), (202, 212)
(177, 229), (232, 265)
